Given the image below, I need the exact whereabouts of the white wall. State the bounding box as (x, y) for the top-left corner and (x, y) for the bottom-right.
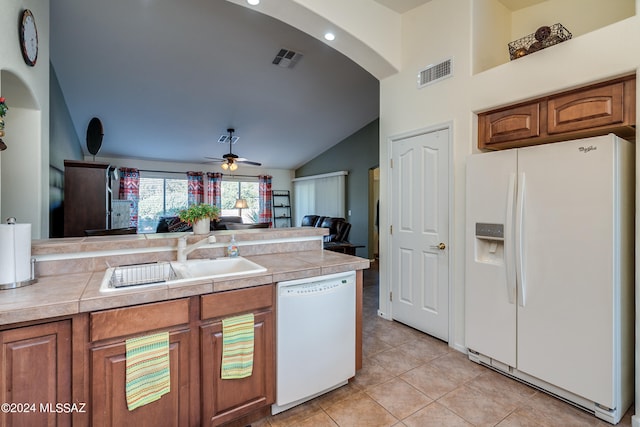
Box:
(0, 0), (50, 238)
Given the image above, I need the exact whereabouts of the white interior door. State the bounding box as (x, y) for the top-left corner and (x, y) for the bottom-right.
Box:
(391, 128), (449, 341)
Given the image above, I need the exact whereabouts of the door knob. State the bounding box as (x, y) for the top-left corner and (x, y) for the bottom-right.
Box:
(430, 242), (446, 250)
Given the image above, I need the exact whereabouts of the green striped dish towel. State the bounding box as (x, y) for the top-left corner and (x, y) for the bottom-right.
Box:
(125, 331), (170, 411)
(221, 313), (255, 379)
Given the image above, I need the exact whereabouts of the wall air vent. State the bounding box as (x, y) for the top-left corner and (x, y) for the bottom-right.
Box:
(417, 57), (453, 88)
(272, 48), (304, 69)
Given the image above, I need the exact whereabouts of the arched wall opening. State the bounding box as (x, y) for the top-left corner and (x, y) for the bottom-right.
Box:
(0, 69), (43, 237)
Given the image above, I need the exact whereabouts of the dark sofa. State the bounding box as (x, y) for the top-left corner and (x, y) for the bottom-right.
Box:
(301, 215), (351, 243)
(155, 215), (246, 233)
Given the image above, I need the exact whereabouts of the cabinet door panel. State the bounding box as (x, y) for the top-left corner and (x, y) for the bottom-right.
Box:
(0, 321), (71, 427)
(480, 103), (541, 148)
(547, 82), (624, 134)
(201, 310), (274, 426)
(90, 329), (190, 427)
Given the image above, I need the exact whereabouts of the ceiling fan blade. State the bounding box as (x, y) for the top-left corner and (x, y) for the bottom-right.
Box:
(236, 159), (262, 166)
(204, 156), (225, 162)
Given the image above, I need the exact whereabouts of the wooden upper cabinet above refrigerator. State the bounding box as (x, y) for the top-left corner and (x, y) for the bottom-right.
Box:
(478, 74), (636, 150)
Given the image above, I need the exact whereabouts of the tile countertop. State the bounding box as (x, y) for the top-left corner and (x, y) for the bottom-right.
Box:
(0, 250), (370, 327)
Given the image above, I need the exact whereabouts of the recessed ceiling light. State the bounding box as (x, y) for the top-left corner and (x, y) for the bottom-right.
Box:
(324, 32), (335, 41)
(247, 0), (260, 5)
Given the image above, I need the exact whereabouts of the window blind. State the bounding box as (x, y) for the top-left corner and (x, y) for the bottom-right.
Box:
(292, 171), (347, 226)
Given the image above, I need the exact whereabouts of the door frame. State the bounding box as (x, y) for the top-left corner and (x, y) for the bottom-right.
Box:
(382, 122), (454, 344)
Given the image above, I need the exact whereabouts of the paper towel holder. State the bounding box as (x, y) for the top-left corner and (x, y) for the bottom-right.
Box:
(0, 217), (38, 290)
(0, 259), (37, 290)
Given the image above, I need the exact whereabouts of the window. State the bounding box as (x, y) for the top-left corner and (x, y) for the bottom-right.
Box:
(293, 171), (347, 226)
(221, 180), (259, 223)
(135, 174), (260, 233)
(137, 176), (187, 233)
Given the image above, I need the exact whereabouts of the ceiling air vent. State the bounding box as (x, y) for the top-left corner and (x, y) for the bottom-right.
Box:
(272, 48), (304, 69)
(417, 57), (453, 88)
(218, 134), (239, 144)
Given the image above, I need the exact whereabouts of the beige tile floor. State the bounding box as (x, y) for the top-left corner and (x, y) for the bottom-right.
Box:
(255, 265), (635, 427)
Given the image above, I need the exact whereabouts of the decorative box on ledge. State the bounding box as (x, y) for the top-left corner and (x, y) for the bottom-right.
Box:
(509, 23), (572, 60)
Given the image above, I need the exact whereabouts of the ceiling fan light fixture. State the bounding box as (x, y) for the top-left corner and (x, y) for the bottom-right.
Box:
(247, 0), (260, 5)
(229, 162), (238, 171)
(221, 162), (229, 170)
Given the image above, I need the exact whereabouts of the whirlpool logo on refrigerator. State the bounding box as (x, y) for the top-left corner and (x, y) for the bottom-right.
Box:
(578, 145), (597, 154)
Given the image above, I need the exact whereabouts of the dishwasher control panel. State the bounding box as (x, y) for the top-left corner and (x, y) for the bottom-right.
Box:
(280, 279), (349, 295)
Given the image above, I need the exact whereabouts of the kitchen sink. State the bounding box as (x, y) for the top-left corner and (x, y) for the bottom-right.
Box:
(170, 257), (267, 280)
(99, 258), (267, 292)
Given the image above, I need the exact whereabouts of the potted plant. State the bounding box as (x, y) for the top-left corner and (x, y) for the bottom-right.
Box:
(178, 203), (220, 235)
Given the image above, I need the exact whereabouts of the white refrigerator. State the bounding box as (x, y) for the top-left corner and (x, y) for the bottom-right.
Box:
(465, 134), (634, 424)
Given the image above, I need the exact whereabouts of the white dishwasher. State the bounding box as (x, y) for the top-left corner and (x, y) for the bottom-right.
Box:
(272, 271), (356, 415)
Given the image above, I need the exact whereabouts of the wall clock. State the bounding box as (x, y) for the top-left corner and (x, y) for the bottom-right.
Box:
(19, 9), (38, 66)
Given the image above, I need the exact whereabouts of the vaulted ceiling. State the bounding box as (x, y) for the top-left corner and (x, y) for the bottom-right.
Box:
(50, 0), (387, 170)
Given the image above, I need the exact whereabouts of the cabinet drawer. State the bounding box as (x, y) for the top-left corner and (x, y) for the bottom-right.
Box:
(90, 299), (190, 342)
(547, 82), (625, 134)
(479, 102), (541, 148)
(201, 285), (274, 320)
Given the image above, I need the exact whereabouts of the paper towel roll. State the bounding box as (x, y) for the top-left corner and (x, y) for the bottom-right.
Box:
(0, 223), (32, 285)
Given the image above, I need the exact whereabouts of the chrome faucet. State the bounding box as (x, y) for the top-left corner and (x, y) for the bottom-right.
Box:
(177, 235), (216, 262)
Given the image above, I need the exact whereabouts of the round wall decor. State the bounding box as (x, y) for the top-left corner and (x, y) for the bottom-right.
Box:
(19, 9), (38, 66)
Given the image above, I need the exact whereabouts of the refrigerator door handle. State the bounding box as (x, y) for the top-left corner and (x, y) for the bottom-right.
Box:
(515, 172), (526, 307)
(504, 173), (517, 304)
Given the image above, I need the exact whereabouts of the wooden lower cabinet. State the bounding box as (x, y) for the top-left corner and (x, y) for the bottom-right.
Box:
(0, 321), (72, 427)
(87, 288), (275, 427)
(88, 299), (193, 427)
(200, 286), (275, 426)
(90, 328), (192, 427)
(200, 310), (274, 426)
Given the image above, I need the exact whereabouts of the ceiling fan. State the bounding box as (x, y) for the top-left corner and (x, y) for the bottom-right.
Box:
(205, 128), (262, 171)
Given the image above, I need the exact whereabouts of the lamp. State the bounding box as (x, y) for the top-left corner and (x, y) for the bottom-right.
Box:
(235, 198), (248, 219)
(234, 199), (249, 209)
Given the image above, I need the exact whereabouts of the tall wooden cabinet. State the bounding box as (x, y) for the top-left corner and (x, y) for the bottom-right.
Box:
(0, 321), (72, 427)
(63, 160), (116, 237)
